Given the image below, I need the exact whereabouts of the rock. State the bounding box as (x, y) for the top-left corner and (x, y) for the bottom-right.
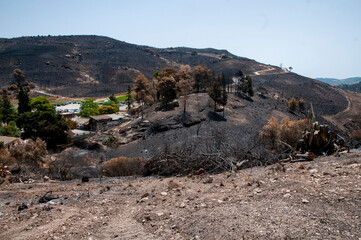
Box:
(168, 180), (180, 189)
(302, 199), (309, 204)
(179, 202), (186, 208)
(43, 176), (50, 182)
(141, 192), (149, 198)
(160, 191), (168, 196)
(195, 168), (206, 175)
(309, 169), (318, 174)
(203, 177), (213, 184)
(18, 203), (28, 211)
(82, 176), (89, 182)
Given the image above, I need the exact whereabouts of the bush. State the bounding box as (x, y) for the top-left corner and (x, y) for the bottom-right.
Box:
(288, 97), (298, 111)
(102, 157), (143, 176)
(298, 98), (306, 110)
(66, 119), (78, 129)
(9, 138), (47, 167)
(102, 135), (118, 147)
(259, 116), (311, 150)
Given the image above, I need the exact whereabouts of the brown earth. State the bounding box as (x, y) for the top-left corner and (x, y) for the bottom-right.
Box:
(0, 153), (360, 240)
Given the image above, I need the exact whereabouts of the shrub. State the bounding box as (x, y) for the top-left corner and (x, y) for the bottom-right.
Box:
(298, 98), (306, 110)
(259, 116), (280, 149)
(288, 97), (298, 111)
(102, 157), (143, 176)
(102, 135), (118, 147)
(66, 119), (78, 129)
(280, 117), (311, 148)
(259, 116), (311, 150)
(8, 84), (18, 91)
(9, 138), (47, 167)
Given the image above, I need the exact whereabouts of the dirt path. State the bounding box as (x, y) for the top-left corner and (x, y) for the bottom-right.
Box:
(251, 66), (286, 76)
(323, 89), (361, 134)
(0, 153), (360, 239)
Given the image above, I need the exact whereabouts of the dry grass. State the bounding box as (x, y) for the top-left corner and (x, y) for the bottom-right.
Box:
(102, 156), (143, 177)
(259, 116), (311, 150)
(351, 130), (361, 142)
(288, 97), (298, 111)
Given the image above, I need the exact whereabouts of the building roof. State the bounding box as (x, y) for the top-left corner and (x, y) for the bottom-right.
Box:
(0, 136), (21, 146)
(90, 115), (112, 121)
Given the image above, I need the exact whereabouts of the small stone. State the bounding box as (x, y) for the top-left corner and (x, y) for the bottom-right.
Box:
(203, 177), (213, 184)
(302, 199), (309, 204)
(217, 199), (224, 203)
(309, 169), (318, 174)
(283, 193), (291, 198)
(157, 212), (164, 217)
(179, 202), (186, 208)
(141, 192), (149, 198)
(160, 191), (168, 196)
(43, 176), (50, 182)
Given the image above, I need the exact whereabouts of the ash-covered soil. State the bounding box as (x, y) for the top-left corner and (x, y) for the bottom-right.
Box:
(0, 153), (360, 240)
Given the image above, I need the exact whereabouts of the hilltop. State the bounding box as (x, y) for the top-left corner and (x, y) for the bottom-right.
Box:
(0, 35), (274, 97)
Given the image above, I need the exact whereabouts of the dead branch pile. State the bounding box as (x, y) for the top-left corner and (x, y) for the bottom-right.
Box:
(298, 122), (347, 155)
(143, 153), (236, 176)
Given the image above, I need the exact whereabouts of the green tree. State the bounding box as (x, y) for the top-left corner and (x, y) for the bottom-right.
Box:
(0, 121), (21, 137)
(17, 86), (31, 114)
(79, 99), (99, 117)
(17, 111), (69, 148)
(109, 93), (118, 104)
(29, 96), (55, 112)
(125, 85), (133, 111)
(0, 91), (17, 123)
(99, 104), (118, 114)
(158, 77), (177, 105)
(17, 96), (69, 147)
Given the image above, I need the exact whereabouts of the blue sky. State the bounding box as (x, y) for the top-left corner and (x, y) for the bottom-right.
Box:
(0, 0), (360, 79)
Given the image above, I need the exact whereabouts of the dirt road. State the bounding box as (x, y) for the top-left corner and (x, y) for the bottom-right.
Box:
(0, 153), (360, 239)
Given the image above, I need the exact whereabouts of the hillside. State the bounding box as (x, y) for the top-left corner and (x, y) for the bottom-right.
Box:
(0, 35), (274, 97)
(316, 77), (361, 86)
(1, 35), (359, 140)
(338, 81), (361, 92)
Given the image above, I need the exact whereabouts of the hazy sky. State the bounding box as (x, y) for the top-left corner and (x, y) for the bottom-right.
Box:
(0, 0), (360, 79)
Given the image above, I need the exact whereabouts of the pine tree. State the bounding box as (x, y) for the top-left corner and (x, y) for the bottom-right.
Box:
(125, 85), (133, 111)
(17, 86), (31, 114)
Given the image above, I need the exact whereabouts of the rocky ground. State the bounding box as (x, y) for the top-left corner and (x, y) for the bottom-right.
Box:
(0, 152), (360, 240)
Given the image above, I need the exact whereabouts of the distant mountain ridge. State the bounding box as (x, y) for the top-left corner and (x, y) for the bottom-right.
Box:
(316, 77), (361, 86)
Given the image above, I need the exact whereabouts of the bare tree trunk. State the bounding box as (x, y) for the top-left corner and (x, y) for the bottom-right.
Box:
(183, 97), (187, 116)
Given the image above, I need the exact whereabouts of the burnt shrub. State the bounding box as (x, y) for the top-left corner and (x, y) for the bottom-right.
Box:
(288, 97), (298, 111)
(102, 156), (143, 176)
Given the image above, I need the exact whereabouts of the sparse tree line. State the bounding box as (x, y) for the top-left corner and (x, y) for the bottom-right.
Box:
(131, 65), (256, 117)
